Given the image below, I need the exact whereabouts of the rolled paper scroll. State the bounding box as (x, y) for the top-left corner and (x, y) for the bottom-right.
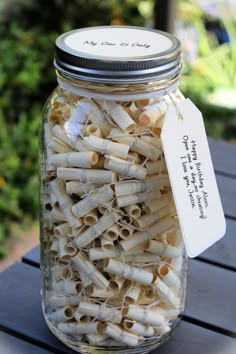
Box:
(98, 201), (113, 215)
(50, 192), (58, 208)
(88, 285), (114, 299)
(51, 206), (66, 223)
(115, 180), (147, 197)
(124, 205), (141, 219)
(53, 280), (81, 294)
(54, 223), (70, 237)
(74, 309), (91, 324)
(67, 225), (84, 238)
(86, 123), (103, 138)
(78, 301), (122, 324)
(155, 306), (180, 320)
(76, 211), (120, 247)
(60, 265), (76, 280)
(126, 151), (139, 162)
(80, 98), (113, 137)
(51, 264), (62, 282)
(50, 305), (74, 322)
(103, 258), (153, 285)
(100, 236), (114, 250)
(48, 294), (81, 307)
(50, 179), (80, 228)
(124, 283), (141, 304)
(105, 155), (147, 181)
(92, 156), (106, 169)
(134, 206), (169, 229)
(115, 184), (160, 208)
(152, 117), (164, 137)
(119, 225), (134, 240)
(83, 135), (129, 159)
(88, 246), (121, 262)
(170, 256), (183, 272)
(145, 160), (162, 176)
(66, 181), (101, 196)
(109, 128), (135, 146)
(98, 322), (141, 346)
(120, 216), (174, 252)
(64, 242), (77, 257)
(72, 185), (113, 218)
(144, 195), (168, 214)
(123, 305), (165, 327)
(152, 276), (179, 308)
(103, 101), (136, 133)
(154, 322), (171, 335)
(158, 265), (181, 293)
(49, 151), (99, 168)
(124, 102), (141, 120)
(45, 123), (54, 172)
(137, 286), (156, 305)
(57, 167), (116, 184)
(68, 103), (87, 124)
(109, 128), (160, 160)
(108, 277), (126, 291)
(86, 334), (109, 345)
(104, 224), (120, 241)
(58, 321), (100, 335)
(74, 137), (89, 152)
(72, 252), (109, 289)
(138, 105), (165, 127)
(84, 209), (98, 225)
(50, 238), (59, 256)
(131, 140), (160, 161)
(143, 240), (181, 258)
(59, 237), (70, 259)
(165, 228), (178, 246)
(64, 121), (87, 142)
(48, 138), (72, 153)
(76, 266), (93, 288)
(141, 135), (162, 149)
(123, 319), (155, 337)
(52, 124), (75, 148)
(120, 252), (160, 264)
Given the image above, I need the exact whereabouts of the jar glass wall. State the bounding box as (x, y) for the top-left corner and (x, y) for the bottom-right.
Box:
(39, 26), (188, 354)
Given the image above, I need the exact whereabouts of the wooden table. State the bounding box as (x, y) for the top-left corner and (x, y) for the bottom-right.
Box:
(0, 137), (236, 354)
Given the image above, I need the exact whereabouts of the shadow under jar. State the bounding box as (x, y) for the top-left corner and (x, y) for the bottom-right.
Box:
(39, 26), (188, 354)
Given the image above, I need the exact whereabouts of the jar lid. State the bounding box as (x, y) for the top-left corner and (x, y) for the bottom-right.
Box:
(55, 26), (181, 84)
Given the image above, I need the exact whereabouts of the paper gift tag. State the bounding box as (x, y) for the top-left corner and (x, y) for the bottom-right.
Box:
(161, 98), (226, 258)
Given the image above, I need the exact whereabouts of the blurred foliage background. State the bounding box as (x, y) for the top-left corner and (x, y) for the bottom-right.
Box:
(0, 0), (235, 257)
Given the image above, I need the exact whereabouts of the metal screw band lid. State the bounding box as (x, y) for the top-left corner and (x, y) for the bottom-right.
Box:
(55, 26), (182, 84)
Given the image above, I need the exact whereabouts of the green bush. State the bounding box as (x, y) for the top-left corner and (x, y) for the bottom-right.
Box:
(0, 0), (152, 256)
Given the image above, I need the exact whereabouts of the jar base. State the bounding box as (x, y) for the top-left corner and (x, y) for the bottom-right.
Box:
(44, 309), (181, 354)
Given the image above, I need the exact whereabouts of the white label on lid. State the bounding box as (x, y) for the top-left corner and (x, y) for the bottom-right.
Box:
(161, 99), (226, 258)
(64, 27), (172, 58)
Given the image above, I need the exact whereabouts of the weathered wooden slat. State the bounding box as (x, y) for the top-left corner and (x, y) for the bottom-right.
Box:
(0, 262), (235, 354)
(186, 259), (236, 334)
(208, 138), (236, 177)
(216, 174), (236, 219)
(151, 321), (236, 354)
(199, 218), (236, 270)
(0, 332), (53, 354)
(22, 245), (40, 268)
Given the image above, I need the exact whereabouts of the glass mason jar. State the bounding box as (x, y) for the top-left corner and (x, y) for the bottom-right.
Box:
(40, 26), (188, 354)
